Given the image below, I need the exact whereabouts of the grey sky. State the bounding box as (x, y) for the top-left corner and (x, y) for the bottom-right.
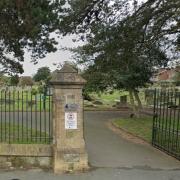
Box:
(22, 35), (81, 76)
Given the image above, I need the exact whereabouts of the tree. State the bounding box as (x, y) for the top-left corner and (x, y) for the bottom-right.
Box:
(63, 0), (180, 117)
(33, 67), (51, 83)
(173, 68), (180, 86)
(19, 76), (34, 86)
(70, 0), (175, 116)
(1, 0), (179, 75)
(9, 75), (19, 86)
(77, 40), (168, 117)
(64, 0), (179, 57)
(0, 0), (67, 74)
(0, 74), (9, 86)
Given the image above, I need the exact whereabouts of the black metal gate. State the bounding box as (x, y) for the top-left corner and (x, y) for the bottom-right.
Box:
(152, 89), (180, 160)
(0, 86), (52, 144)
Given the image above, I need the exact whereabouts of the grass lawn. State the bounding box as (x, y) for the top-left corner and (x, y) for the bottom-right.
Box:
(113, 117), (180, 158)
(90, 90), (129, 107)
(113, 116), (153, 142)
(0, 123), (51, 144)
(88, 89), (152, 109)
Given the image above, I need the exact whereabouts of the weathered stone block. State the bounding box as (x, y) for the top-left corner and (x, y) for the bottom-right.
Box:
(63, 153), (80, 163)
(0, 144), (52, 157)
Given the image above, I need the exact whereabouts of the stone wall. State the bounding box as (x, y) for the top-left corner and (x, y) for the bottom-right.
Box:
(0, 144), (52, 169)
(0, 63), (88, 173)
(0, 156), (52, 169)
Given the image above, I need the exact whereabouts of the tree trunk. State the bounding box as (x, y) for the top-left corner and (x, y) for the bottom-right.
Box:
(129, 89), (139, 118)
(133, 89), (143, 109)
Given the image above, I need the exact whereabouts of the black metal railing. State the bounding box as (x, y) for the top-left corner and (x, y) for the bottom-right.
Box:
(0, 86), (52, 144)
(152, 89), (180, 160)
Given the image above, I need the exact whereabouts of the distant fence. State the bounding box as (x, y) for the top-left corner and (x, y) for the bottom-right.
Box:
(152, 89), (180, 160)
(0, 86), (52, 144)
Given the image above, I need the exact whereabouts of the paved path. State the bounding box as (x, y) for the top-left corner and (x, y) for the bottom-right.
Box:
(0, 111), (180, 180)
(84, 111), (180, 170)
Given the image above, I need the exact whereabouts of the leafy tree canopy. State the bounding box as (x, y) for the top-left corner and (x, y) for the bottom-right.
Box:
(67, 0), (179, 115)
(19, 76), (34, 86)
(0, 0), (67, 74)
(71, 0), (178, 92)
(0, 0), (179, 75)
(66, 0), (180, 58)
(33, 66), (51, 82)
(9, 74), (19, 86)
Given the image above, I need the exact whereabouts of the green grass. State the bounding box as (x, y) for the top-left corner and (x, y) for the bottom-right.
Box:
(113, 117), (180, 156)
(113, 116), (153, 142)
(90, 90), (129, 107)
(0, 123), (50, 144)
(89, 89), (154, 109)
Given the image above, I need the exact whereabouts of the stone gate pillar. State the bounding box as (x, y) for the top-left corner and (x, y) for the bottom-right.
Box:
(50, 63), (88, 173)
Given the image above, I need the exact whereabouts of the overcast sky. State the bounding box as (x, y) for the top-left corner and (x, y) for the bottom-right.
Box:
(22, 35), (81, 76)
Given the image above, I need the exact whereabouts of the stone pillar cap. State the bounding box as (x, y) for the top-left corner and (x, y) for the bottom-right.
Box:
(50, 63), (86, 85)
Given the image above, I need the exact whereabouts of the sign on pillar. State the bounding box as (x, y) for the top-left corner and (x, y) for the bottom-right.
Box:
(65, 112), (77, 129)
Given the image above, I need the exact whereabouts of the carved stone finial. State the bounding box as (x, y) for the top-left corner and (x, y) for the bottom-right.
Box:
(50, 63), (86, 85)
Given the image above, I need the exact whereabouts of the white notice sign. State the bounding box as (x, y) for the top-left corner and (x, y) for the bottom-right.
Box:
(65, 112), (77, 129)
